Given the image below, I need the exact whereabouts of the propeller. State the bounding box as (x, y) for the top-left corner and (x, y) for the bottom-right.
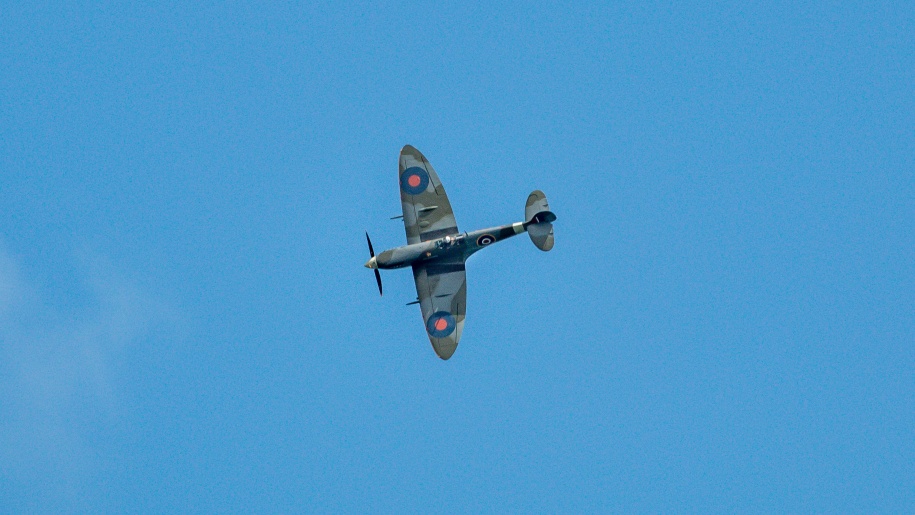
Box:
(365, 232), (383, 296)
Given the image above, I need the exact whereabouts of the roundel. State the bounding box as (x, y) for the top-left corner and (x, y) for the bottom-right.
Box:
(426, 311), (456, 338)
(477, 234), (496, 246)
(400, 166), (430, 195)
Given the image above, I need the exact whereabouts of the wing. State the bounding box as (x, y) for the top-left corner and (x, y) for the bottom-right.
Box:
(399, 145), (459, 245)
(412, 260), (466, 360)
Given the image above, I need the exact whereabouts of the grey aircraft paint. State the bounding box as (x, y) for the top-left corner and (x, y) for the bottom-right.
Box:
(365, 145), (556, 360)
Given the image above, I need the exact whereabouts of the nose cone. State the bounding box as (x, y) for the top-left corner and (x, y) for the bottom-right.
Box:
(364, 256), (377, 269)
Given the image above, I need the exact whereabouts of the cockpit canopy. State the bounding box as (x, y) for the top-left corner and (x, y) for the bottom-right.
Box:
(435, 233), (466, 249)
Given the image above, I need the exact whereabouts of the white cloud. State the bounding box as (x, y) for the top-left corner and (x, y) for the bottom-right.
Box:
(0, 247), (30, 318)
(0, 244), (177, 507)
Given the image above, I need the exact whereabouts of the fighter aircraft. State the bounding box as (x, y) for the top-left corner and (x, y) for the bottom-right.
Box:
(364, 145), (556, 360)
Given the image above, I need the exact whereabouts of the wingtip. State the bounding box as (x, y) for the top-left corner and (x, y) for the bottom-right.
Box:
(429, 333), (460, 360)
(400, 144), (424, 160)
(434, 343), (457, 360)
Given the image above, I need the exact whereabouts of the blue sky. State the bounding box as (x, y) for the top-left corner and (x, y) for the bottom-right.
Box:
(2, 1), (913, 512)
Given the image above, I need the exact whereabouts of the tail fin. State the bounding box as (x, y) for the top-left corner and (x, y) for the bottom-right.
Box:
(524, 190), (555, 251)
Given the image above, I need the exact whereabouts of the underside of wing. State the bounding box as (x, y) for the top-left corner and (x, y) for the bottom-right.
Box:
(399, 145), (459, 245)
(412, 260), (466, 360)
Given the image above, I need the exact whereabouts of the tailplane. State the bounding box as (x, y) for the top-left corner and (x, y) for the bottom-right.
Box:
(524, 190), (556, 251)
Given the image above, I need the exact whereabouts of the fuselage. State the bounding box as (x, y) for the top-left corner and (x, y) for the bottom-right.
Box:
(364, 222), (526, 270)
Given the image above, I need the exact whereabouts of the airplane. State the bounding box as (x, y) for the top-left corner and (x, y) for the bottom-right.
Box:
(364, 145), (556, 360)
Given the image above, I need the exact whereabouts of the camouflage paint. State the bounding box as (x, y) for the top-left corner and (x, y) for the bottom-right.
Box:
(399, 145), (459, 245)
(366, 145), (555, 360)
(525, 190), (555, 251)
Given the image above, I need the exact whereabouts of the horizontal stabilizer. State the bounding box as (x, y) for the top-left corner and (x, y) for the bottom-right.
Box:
(525, 190), (555, 251)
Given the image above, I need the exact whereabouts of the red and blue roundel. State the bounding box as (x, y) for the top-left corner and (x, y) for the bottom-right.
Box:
(426, 311), (456, 338)
(400, 167), (430, 195)
(476, 234), (496, 246)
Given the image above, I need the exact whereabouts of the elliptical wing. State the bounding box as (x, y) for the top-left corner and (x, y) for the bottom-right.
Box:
(412, 260), (466, 360)
(399, 145), (459, 245)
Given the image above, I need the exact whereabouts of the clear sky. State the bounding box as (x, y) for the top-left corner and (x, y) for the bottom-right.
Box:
(1, 2), (913, 512)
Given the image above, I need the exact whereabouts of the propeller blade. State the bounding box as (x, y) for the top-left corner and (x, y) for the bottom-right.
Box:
(365, 231), (375, 257)
(366, 231), (382, 296)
